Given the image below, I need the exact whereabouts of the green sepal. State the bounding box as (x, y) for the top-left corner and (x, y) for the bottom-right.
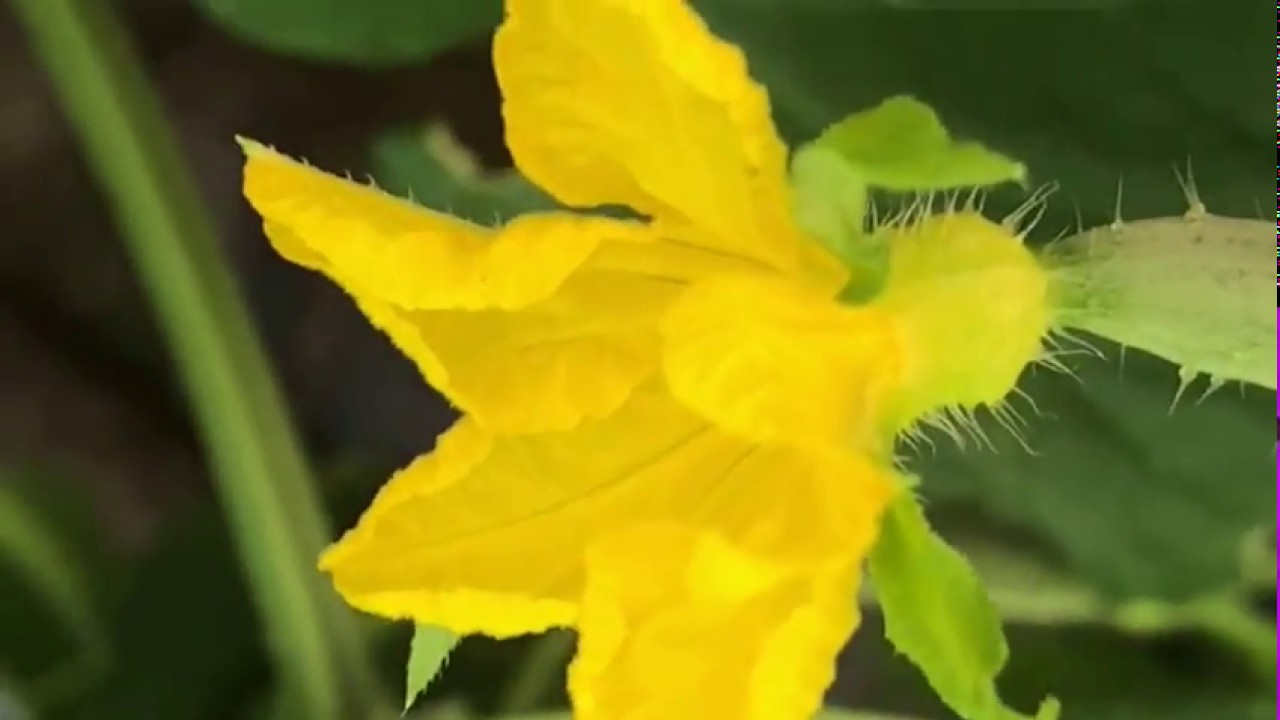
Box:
(404, 625), (459, 712)
(868, 489), (1059, 720)
(790, 95), (1026, 300)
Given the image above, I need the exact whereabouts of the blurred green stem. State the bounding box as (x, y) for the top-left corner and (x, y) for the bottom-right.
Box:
(9, 0), (385, 717)
(919, 537), (1277, 684)
(1115, 596), (1277, 684)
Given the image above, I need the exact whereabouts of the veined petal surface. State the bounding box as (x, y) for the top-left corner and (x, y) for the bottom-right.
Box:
(493, 0), (847, 290)
(243, 141), (668, 432)
(320, 387), (894, 638)
(662, 274), (903, 451)
(242, 139), (647, 311)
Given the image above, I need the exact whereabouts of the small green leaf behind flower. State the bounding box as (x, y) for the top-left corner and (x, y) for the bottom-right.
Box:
(789, 96), (1026, 298)
(804, 96), (1027, 193)
(372, 124), (553, 226)
(404, 625), (459, 712)
(868, 491), (1059, 720)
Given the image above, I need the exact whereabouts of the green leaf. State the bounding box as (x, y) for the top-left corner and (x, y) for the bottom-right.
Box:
(789, 96), (1024, 294)
(0, 467), (114, 713)
(789, 145), (871, 268)
(71, 505), (261, 720)
(192, 0), (501, 66)
(0, 687), (33, 720)
(800, 96), (1026, 193)
(1042, 212), (1274, 390)
(0, 468), (109, 662)
(867, 492), (1058, 720)
(995, 620), (1274, 720)
(404, 625), (459, 711)
(371, 124), (553, 226)
(916, 522), (1275, 681)
(1073, 697), (1276, 720)
(914, 341), (1274, 601)
(403, 698), (473, 720)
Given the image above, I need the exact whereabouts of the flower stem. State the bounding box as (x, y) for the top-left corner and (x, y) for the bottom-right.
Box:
(8, 0), (385, 716)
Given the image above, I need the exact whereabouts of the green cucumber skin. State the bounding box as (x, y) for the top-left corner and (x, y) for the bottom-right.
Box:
(1043, 212), (1275, 390)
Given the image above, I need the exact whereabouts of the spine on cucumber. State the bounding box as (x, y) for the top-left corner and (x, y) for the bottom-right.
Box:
(1040, 206), (1275, 392)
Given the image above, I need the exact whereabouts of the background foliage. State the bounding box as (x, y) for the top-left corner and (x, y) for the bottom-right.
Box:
(1, 0), (1273, 719)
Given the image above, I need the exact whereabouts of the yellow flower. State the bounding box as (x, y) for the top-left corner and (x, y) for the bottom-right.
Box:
(239, 1), (1049, 718)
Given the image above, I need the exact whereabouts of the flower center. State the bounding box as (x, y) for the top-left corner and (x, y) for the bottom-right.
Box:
(867, 210), (1052, 433)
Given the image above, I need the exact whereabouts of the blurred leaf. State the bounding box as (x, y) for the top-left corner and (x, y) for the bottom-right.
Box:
(493, 631), (575, 716)
(0, 468), (113, 709)
(926, 529), (1106, 628)
(0, 469), (107, 650)
(868, 493), (1058, 720)
(1072, 697), (1275, 720)
(914, 341), (1274, 601)
(75, 468), (418, 720)
(372, 124), (552, 225)
(996, 621), (1273, 720)
(71, 505), (263, 720)
(0, 686), (33, 720)
(1112, 596), (1275, 681)
(854, 585), (1271, 719)
(913, 522), (1275, 682)
(404, 697), (473, 720)
(405, 625), (458, 711)
(192, 0), (501, 66)
(698, 1), (1271, 226)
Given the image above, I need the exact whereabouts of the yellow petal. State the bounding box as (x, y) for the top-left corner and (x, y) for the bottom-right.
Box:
(418, 271), (679, 432)
(662, 274), (903, 451)
(242, 138), (649, 311)
(493, 0), (847, 290)
(243, 141), (676, 432)
(569, 524), (866, 720)
(266, 218), (670, 432)
(319, 386), (894, 637)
